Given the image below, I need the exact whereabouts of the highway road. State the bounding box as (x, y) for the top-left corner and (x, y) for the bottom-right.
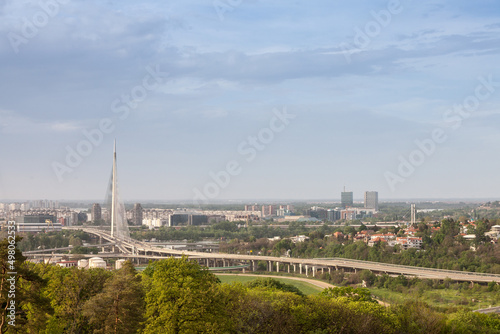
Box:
(61, 227), (500, 284)
(216, 273), (335, 290)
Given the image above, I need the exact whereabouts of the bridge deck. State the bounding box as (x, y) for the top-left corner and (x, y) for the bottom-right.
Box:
(52, 227), (500, 283)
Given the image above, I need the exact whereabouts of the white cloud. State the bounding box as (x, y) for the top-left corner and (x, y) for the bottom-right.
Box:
(1, 0), (500, 200)
(0, 110), (84, 134)
(201, 109), (228, 118)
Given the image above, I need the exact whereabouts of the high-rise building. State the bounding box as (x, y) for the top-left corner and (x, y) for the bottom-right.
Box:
(364, 191), (379, 211)
(341, 191), (353, 208)
(132, 203), (143, 225)
(327, 209), (341, 222)
(261, 205), (277, 217)
(91, 203), (102, 222)
(245, 204), (260, 212)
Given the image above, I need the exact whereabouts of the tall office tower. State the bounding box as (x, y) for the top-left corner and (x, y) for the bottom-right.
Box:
(341, 191), (353, 208)
(91, 203), (102, 222)
(132, 203), (143, 225)
(364, 191), (379, 211)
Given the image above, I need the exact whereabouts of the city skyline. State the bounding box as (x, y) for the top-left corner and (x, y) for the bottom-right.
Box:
(1, 1), (500, 201)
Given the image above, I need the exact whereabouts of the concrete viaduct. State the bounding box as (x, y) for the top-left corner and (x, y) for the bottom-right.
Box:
(56, 227), (500, 284)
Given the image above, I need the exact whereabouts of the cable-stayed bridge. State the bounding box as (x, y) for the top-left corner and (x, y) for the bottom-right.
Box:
(39, 226), (499, 284)
(25, 142), (500, 284)
(104, 140), (130, 240)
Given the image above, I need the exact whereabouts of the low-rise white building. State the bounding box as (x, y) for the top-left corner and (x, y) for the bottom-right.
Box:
(142, 218), (163, 229)
(115, 259), (127, 270)
(290, 235), (309, 243)
(88, 257), (107, 269)
(395, 237), (423, 250)
(56, 261), (78, 268)
(78, 259), (89, 269)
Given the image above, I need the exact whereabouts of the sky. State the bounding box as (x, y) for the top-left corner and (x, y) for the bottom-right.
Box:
(1, 0), (500, 202)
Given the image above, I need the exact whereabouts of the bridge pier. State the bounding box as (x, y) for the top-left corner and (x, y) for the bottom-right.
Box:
(268, 261), (272, 272)
(276, 262), (280, 273)
(55, 227), (500, 284)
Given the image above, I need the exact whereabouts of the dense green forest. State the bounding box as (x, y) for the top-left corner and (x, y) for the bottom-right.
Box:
(1, 238), (500, 333)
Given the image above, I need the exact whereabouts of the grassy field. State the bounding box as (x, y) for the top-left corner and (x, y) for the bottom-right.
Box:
(217, 274), (500, 310)
(370, 287), (500, 310)
(216, 274), (324, 296)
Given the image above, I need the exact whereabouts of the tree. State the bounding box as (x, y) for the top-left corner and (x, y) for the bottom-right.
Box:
(391, 301), (447, 333)
(344, 226), (356, 237)
(68, 236), (82, 247)
(221, 283), (302, 333)
(212, 221), (238, 232)
(321, 286), (376, 303)
(475, 221), (489, 245)
(273, 239), (293, 257)
(245, 278), (304, 296)
(143, 257), (229, 333)
(43, 266), (111, 333)
(359, 270), (377, 287)
(82, 261), (144, 334)
(297, 294), (397, 334)
(0, 237), (49, 334)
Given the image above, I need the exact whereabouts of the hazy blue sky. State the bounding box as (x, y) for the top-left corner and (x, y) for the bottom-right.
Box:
(1, 0), (500, 202)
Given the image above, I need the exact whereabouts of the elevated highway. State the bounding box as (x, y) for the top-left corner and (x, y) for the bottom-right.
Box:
(23, 243), (117, 254)
(60, 227), (500, 284)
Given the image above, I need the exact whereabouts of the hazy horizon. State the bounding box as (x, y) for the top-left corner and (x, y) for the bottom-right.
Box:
(1, 197), (497, 205)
